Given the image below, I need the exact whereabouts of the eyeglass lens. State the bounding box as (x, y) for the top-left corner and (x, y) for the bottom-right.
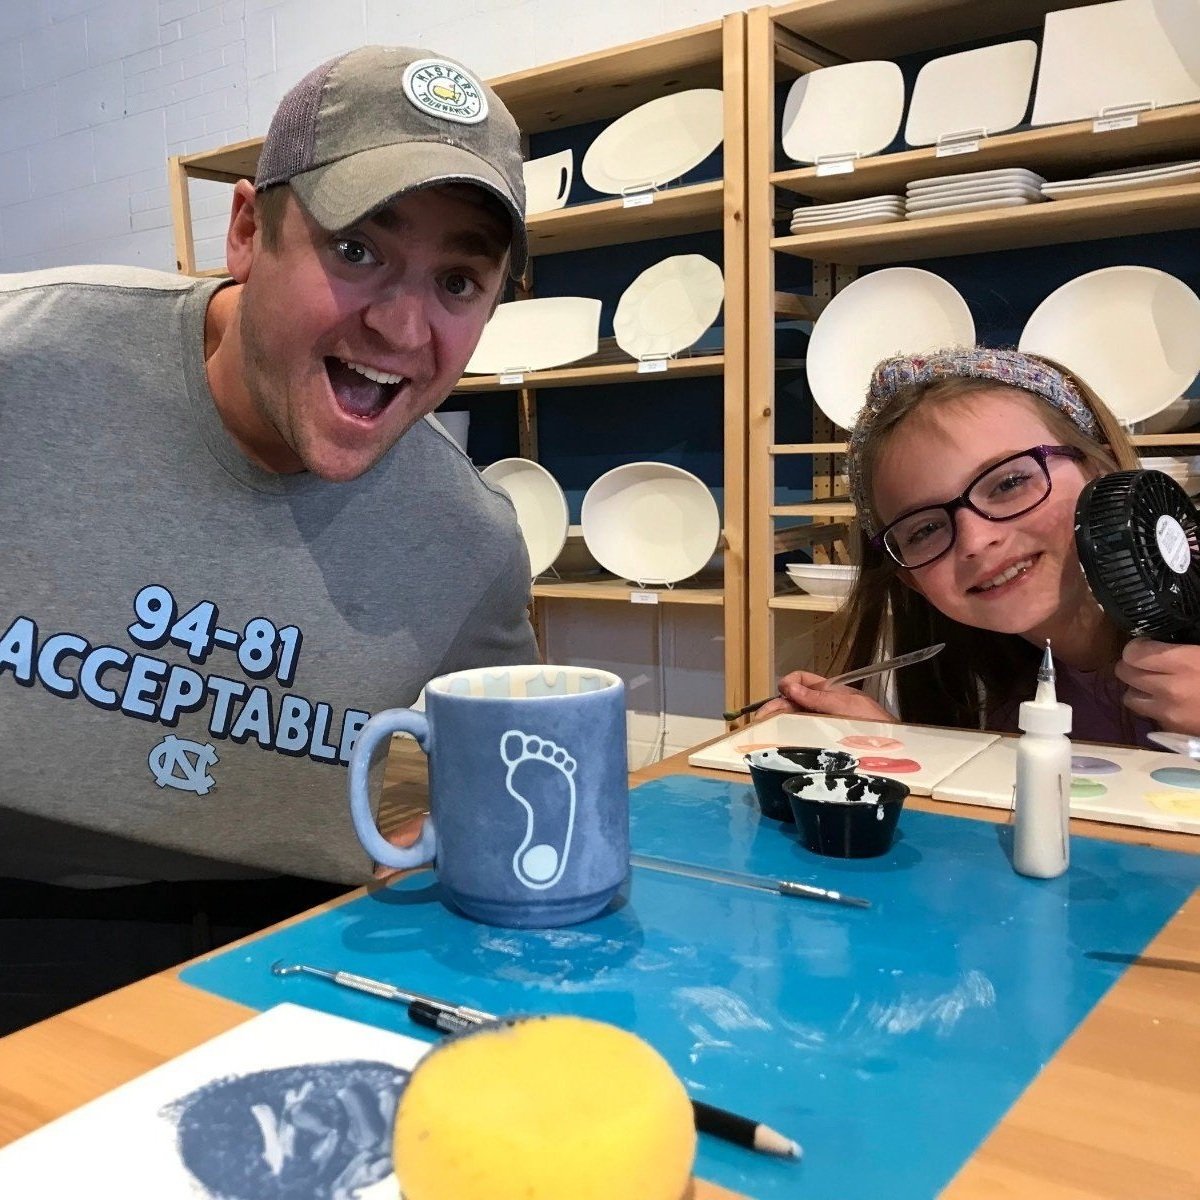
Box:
(884, 452), (1051, 568)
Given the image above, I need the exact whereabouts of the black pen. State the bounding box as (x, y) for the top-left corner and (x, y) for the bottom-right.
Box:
(407, 1001), (801, 1160)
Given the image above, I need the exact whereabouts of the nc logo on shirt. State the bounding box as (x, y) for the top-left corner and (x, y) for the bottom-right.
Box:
(149, 735), (219, 795)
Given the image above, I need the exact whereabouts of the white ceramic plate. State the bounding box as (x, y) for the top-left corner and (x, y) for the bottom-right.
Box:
(613, 254), (724, 360)
(785, 562), (858, 598)
(907, 167), (1046, 192)
(807, 268), (975, 430)
(780, 61), (905, 164)
(581, 89), (724, 195)
(790, 209), (906, 233)
(523, 149), (573, 214)
(1043, 165), (1200, 198)
(906, 185), (1043, 211)
(907, 176), (1046, 200)
(791, 201), (906, 221)
(479, 458), (570, 578)
(1032, 0), (1200, 127)
(465, 296), (601, 374)
(905, 40), (1038, 146)
(580, 462), (721, 586)
(905, 194), (1043, 218)
(791, 194), (905, 217)
(1019, 266), (1200, 424)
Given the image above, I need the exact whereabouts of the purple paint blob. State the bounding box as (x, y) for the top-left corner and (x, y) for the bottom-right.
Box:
(1071, 756), (1121, 775)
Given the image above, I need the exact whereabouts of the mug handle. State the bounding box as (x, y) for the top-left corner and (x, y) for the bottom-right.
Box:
(348, 708), (438, 871)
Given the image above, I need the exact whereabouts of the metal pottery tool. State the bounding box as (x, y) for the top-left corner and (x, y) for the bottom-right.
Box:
(722, 641), (946, 721)
(630, 852), (870, 909)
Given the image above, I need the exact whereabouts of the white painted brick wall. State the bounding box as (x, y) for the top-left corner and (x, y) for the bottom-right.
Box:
(0, 0), (749, 755)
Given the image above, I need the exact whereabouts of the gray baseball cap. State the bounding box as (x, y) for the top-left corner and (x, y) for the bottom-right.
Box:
(255, 45), (527, 276)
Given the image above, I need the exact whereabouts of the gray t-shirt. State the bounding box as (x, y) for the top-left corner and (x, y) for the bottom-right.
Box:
(0, 266), (536, 885)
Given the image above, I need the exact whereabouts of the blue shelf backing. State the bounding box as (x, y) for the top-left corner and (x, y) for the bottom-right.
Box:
(182, 775), (1199, 1200)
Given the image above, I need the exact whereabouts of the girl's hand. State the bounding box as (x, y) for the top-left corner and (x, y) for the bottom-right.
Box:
(755, 670), (895, 723)
(1116, 638), (1200, 733)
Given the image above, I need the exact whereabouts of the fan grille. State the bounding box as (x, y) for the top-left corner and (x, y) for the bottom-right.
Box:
(1074, 469), (1200, 642)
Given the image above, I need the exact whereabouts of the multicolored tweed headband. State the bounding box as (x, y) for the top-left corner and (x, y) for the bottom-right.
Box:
(847, 346), (1101, 536)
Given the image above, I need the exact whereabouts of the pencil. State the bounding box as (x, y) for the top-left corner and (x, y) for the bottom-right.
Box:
(406, 1003), (801, 1158)
(692, 1099), (802, 1159)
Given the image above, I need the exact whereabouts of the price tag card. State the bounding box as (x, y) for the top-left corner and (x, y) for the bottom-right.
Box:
(637, 359), (669, 374)
(623, 192), (654, 208)
(630, 590), (660, 605)
(935, 139), (980, 158)
(498, 372), (525, 385)
(1093, 113), (1140, 132)
(815, 159), (854, 177)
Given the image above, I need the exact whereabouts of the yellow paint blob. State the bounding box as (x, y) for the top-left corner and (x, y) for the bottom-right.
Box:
(393, 1015), (696, 1200)
(1144, 791), (1200, 817)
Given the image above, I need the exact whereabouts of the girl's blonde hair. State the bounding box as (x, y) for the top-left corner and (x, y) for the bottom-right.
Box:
(832, 357), (1139, 729)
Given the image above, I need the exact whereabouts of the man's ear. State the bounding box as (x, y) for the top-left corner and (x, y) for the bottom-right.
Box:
(225, 179), (260, 283)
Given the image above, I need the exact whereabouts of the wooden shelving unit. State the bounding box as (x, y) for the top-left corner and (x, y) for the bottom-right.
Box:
(169, 16), (752, 715)
(745, 0), (1200, 703)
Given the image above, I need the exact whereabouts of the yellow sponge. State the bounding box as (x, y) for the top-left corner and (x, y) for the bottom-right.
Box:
(394, 1015), (696, 1200)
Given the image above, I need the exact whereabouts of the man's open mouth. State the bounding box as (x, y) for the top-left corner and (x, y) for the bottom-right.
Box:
(326, 357), (407, 420)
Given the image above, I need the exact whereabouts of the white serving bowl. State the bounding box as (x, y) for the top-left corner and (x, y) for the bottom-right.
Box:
(480, 458), (570, 579)
(581, 462), (720, 586)
(785, 562), (858, 599)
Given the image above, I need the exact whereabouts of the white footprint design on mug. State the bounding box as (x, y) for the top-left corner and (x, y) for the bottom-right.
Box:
(500, 730), (577, 890)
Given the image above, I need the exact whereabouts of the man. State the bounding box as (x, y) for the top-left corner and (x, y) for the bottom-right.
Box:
(0, 46), (537, 1032)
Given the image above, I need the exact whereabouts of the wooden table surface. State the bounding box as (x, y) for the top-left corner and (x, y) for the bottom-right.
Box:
(0, 741), (1196, 1199)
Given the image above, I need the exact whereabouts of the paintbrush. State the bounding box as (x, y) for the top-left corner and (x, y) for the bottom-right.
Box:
(630, 852), (870, 909)
(721, 642), (946, 722)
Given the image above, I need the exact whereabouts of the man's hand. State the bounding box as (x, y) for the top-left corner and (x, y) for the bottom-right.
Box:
(755, 670), (895, 723)
(372, 812), (429, 881)
(1116, 638), (1200, 733)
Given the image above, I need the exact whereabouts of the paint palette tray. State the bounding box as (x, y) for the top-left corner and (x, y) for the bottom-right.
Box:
(932, 739), (1200, 835)
(688, 712), (999, 796)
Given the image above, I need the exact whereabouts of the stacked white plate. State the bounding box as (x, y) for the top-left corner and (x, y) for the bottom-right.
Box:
(479, 458), (570, 579)
(1139, 456), (1200, 494)
(1042, 159), (1200, 200)
(790, 195), (905, 232)
(905, 168), (1047, 218)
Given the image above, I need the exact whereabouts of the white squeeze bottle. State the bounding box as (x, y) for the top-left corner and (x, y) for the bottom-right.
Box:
(1013, 641), (1072, 879)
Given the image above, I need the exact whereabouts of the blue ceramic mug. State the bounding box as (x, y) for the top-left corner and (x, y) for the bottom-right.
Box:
(348, 664), (629, 928)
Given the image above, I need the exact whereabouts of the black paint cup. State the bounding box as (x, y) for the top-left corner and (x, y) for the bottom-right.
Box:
(784, 771), (907, 858)
(743, 746), (858, 823)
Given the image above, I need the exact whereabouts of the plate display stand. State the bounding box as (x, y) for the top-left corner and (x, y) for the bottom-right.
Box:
(168, 17), (754, 720)
(745, 0), (1200, 706)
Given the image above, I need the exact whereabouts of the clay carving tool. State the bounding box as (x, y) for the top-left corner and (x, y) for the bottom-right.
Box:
(722, 641), (946, 721)
(630, 851), (870, 909)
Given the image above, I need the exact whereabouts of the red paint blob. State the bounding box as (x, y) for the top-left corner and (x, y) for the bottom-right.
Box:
(839, 734), (904, 751)
(858, 756), (921, 773)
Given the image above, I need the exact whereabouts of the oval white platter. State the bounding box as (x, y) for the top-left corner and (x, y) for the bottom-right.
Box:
(792, 194), (905, 217)
(780, 60), (905, 164)
(907, 167), (1046, 192)
(464, 296), (601, 375)
(904, 40), (1037, 146)
(1019, 266), (1200, 424)
(790, 210), (906, 233)
(581, 461), (721, 586)
(905, 194), (1044, 218)
(613, 254), (724, 360)
(581, 89), (724, 195)
(905, 185), (1043, 211)
(479, 458), (570, 578)
(523, 149), (573, 214)
(806, 268), (975, 430)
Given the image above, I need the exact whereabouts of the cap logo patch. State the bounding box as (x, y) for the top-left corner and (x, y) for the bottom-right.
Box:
(403, 58), (488, 125)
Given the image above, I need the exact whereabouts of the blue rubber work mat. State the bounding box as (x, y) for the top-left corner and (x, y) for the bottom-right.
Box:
(182, 775), (1199, 1199)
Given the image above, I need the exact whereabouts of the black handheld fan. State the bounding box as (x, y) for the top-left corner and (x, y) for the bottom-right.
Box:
(1074, 469), (1200, 643)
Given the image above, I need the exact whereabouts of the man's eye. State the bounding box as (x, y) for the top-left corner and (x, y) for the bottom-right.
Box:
(443, 273), (478, 297)
(334, 239), (377, 266)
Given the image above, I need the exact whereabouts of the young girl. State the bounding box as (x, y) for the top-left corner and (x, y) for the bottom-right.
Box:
(762, 346), (1200, 745)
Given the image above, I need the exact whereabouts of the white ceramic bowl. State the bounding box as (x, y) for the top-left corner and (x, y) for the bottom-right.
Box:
(785, 562), (858, 599)
(522, 149), (573, 214)
(581, 462), (721, 586)
(1019, 266), (1200, 425)
(480, 458), (570, 578)
(806, 268), (975, 430)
